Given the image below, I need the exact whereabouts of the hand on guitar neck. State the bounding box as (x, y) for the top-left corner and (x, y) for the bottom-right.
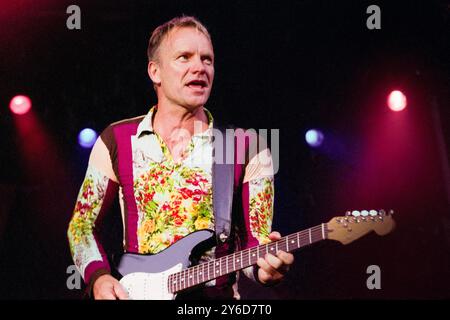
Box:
(256, 231), (295, 286)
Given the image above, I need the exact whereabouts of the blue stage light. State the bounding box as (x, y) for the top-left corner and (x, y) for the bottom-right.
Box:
(305, 129), (324, 147)
(78, 128), (97, 148)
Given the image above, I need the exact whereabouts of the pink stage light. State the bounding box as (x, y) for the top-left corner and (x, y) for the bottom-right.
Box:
(9, 95), (32, 115)
(387, 90), (407, 112)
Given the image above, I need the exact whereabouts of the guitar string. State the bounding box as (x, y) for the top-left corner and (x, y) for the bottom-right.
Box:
(169, 227), (326, 293)
(169, 224), (327, 292)
(169, 225), (325, 284)
(169, 225), (326, 289)
(170, 215), (384, 292)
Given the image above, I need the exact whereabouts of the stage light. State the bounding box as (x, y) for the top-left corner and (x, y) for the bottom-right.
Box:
(9, 95), (32, 115)
(388, 90), (407, 112)
(305, 129), (324, 147)
(78, 128), (97, 148)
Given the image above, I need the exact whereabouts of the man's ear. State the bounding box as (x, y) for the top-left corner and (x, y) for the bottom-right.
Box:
(148, 61), (161, 85)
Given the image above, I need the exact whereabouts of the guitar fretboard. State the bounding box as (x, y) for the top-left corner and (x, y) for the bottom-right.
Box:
(168, 223), (328, 293)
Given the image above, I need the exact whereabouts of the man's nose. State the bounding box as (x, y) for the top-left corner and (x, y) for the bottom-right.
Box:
(190, 56), (206, 73)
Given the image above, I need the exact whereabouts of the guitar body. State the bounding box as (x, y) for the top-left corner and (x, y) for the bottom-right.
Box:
(116, 229), (216, 300)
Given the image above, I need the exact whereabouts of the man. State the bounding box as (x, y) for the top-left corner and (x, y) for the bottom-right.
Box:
(67, 16), (293, 300)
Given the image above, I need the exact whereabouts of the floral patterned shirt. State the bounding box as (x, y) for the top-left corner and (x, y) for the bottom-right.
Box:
(67, 106), (275, 297)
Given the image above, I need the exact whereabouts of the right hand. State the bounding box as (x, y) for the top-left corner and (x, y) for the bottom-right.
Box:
(93, 274), (129, 300)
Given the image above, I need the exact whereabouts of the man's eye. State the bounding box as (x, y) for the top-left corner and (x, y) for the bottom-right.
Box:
(203, 57), (213, 65)
(178, 55), (188, 61)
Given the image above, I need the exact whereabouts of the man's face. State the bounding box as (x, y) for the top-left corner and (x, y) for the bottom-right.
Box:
(150, 27), (215, 110)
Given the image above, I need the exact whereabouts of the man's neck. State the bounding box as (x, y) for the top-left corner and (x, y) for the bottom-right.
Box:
(152, 101), (209, 161)
(153, 101), (209, 138)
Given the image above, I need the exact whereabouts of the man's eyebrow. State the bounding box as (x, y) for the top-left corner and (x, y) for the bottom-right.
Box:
(174, 50), (192, 56)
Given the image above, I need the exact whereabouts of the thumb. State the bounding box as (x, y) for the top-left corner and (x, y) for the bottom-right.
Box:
(268, 231), (281, 241)
(113, 282), (129, 300)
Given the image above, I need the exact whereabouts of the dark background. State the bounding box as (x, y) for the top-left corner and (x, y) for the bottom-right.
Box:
(0, 0), (449, 299)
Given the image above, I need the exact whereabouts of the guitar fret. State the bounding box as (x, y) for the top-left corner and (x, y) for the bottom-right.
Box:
(233, 252), (236, 271)
(180, 270), (184, 291)
(165, 224), (338, 295)
(216, 260), (220, 276)
(202, 263), (205, 283)
(196, 265), (199, 286)
(188, 268), (191, 287)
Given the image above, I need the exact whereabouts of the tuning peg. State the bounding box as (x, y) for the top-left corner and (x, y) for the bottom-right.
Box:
(361, 210), (369, 217)
(389, 209), (394, 215)
(369, 210), (378, 216)
(345, 211), (351, 216)
(351, 210), (360, 217)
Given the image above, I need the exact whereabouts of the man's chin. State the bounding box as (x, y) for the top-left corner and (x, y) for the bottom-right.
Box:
(185, 98), (209, 110)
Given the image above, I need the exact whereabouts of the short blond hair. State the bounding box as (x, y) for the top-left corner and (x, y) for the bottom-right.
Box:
(147, 16), (211, 62)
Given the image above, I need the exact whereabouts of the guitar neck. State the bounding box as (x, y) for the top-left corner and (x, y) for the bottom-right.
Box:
(168, 223), (329, 293)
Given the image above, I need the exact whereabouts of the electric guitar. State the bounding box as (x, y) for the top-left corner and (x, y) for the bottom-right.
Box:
(116, 209), (395, 299)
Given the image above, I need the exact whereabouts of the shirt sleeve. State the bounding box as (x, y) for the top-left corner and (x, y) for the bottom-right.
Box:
(67, 136), (119, 290)
(239, 147), (275, 282)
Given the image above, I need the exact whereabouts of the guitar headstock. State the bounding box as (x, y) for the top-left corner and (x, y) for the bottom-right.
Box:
(327, 209), (395, 245)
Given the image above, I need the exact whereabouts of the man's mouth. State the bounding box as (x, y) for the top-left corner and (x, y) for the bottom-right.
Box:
(186, 79), (207, 90)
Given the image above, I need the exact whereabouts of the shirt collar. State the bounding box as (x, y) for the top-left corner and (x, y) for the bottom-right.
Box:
(136, 105), (214, 139)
